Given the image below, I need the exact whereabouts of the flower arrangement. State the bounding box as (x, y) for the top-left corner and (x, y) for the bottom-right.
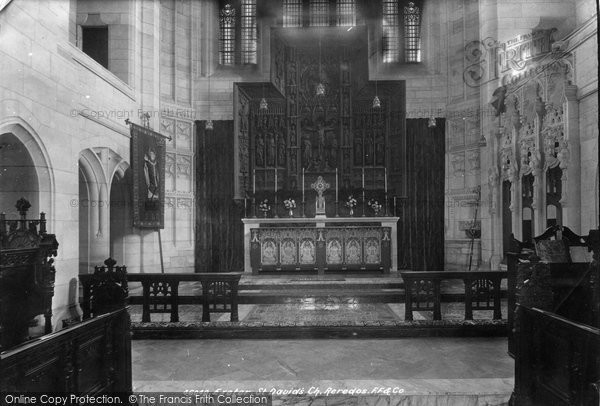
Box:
(283, 198), (296, 210)
(368, 199), (382, 213)
(258, 199), (270, 213)
(345, 195), (357, 208)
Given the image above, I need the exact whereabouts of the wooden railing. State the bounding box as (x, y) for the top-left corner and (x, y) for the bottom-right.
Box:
(511, 305), (600, 406)
(0, 308), (131, 394)
(80, 273), (242, 323)
(400, 271), (506, 322)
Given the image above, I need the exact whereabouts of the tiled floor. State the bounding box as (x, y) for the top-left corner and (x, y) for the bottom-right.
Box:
(133, 337), (514, 404)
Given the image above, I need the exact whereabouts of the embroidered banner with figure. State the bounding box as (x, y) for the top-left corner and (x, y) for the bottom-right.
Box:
(130, 122), (166, 228)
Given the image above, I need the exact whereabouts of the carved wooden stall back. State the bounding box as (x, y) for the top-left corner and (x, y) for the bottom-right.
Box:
(507, 225), (596, 356)
(80, 257), (129, 319)
(0, 198), (58, 350)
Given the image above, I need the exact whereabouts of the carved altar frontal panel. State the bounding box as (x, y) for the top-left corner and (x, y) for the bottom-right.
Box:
(326, 238), (343, 264)
(299, 238), (316, 264)
(249, 223), (390, 271)
(261, 238), (278, 265)
(280, 238), (297, 265)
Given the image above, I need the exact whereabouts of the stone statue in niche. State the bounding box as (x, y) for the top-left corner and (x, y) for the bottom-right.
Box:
(328, 135), (338, 167)
(255, 133), (265, 166)
(354, 138), (363, 165)
(290, 122), (297, 146)
(266, 132), (276, 166)
(302, 133), (312, 168)
(277, 132), (286, 166)
(239, 99), (249, 132)
(558, 142), (569, 169)
(290, 150), (297, 172)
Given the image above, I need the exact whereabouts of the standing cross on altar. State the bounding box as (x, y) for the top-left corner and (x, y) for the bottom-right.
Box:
(311, 176), (330, 217)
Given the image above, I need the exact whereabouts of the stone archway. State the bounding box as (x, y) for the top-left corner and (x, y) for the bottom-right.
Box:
(0, 120), (54, 219)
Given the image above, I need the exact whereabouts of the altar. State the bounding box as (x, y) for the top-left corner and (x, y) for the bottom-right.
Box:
(242, 216), (399, 274)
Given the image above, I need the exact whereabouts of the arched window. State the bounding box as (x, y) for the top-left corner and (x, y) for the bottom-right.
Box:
(219, 3), (236, 65)
(403, 1), (421, 62)
(336, 0), (355, 26)
(382, 0), (400, 63)
(282, 0), (357, 28)
(219, 1), (257, 66)
(241, 0), (257, 64)
(283, 0), (302, 27)
(310, 0), (329, 26)
(382, 1), (423, 63)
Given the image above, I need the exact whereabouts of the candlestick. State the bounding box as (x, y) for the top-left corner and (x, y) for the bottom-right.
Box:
(253, 169), (256, 195)
(335, 168), (338, 202)
(275, 168), (277, 193)
(384, 168), (387, 194)
(362, 167), (365, 190)
(393, 196), (397, 215)
(302, 168), (305, 202)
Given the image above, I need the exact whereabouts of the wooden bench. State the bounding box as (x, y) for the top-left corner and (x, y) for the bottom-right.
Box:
(400, 270), (506, 321)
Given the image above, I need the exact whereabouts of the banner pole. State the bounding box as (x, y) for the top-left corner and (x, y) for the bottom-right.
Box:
(157, 228), (165, 273)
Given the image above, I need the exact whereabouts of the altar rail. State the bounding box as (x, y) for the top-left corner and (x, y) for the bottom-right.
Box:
(511, 305), (600, 406)
(0, 308), (131, 394)
(80, 273), (242, 322)
(400, 271), (506, 322)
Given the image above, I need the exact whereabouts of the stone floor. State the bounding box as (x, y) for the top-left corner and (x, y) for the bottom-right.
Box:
(129, 300), (509, 324)
(133, 337), (514, 405)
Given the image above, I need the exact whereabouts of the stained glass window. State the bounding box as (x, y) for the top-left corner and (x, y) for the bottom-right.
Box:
(310, 0), (329, 27)
(241, 0), (257, 64)
(219, 3), (236, 65)
(382, 0), (400, 63)
(283, 0), (302, 27)
(404, 1), (421, 62)
(336, 0), (355, 26)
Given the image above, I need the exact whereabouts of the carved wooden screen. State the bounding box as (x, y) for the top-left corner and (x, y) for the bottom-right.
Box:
(236, 27), (406, 216)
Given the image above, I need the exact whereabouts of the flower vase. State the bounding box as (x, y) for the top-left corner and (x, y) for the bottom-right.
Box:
(263, 210), (268, 218)
(349, 208), (354, 217)
(289, 209), (294, 217)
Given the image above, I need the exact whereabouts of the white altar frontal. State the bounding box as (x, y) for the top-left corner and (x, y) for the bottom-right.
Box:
(242, 216), (399, 274)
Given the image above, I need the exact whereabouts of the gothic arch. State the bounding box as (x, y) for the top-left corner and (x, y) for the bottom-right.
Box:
(0, 118), (54, 221)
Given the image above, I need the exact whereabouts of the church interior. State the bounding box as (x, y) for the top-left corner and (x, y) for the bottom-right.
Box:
(0, 0), (599, 404)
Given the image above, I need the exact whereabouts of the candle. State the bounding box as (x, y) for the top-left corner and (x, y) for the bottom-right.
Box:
(362, 167), (365, 189)
(393, 196), (397, 214)
(335, 168), (338, 201)
(253, 169), (256, 195)
(302, 168), (305, 201)
(275, 168), (277, 193)
(384, 168), (387, 193)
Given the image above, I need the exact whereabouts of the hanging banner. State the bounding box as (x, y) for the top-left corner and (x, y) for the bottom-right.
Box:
(130, 122), (166, 228)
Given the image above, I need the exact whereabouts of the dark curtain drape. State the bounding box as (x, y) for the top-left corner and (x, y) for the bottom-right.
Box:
(195, 120), (244, 272)
(397, 118), (445, 271)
